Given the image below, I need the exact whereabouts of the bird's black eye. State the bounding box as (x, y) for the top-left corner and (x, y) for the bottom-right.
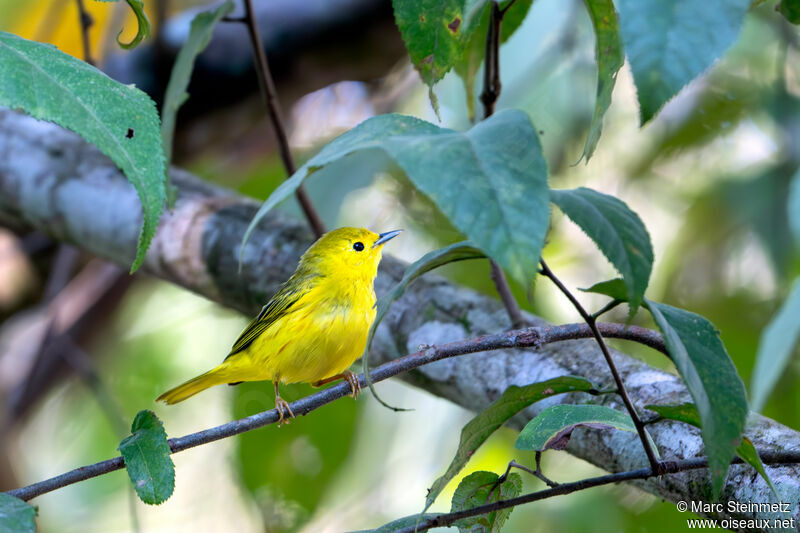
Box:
(353, 241), (365, 252)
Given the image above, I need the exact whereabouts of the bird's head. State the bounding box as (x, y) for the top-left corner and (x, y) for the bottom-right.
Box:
(301, 227), (401, 280)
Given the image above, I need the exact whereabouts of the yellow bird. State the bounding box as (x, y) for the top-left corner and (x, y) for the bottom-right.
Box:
(157, 227), (401, 425)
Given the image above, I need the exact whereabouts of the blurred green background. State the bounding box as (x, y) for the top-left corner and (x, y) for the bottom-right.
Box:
(1, 0), (799, 531)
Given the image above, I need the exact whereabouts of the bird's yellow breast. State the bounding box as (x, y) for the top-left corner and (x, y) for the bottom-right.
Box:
(229, 276), (377, 384)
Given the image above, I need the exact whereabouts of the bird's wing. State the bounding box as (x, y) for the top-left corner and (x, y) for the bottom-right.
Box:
(226, 269), (320, 357)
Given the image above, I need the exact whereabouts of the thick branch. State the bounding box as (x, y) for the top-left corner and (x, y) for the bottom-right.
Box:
(1, 110), (799, 526)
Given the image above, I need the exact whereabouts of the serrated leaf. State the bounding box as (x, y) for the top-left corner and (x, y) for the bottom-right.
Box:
(363, 241), (485, 406)
(391, 0), (465, 102)
(244, 110), (549, 288)
(0, 494), (36, 533)
(616, 0), (750, 123)
(450, 471), (521, 533)
(116, 0), (151, 49)
(551, 188), (653, 314)
(162, 1), (234, 167)
(644, 300), (748, 497)
(779, 0), (800, 24)
(579, 278), (627, 301)
(0, 31), (166, 272)
(580, 0), (624, 161)
(347, 513), (444, 533)
(515, 404), (657, 454)
(645, 403), (779, 497)
(118, 410), (175, 505)
(750, 281), (800, 412)
(454, 0), (533, 121)
(425, 376), (598, 511)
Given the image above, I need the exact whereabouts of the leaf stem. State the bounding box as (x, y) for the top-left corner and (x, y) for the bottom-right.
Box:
(479, 2), (526, 328)
(538, 259), (662, 475)
(236, 0), (326, 238)
(75, 0), (95, 66)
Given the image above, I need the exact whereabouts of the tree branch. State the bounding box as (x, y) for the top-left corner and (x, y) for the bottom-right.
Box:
(2, 110), (800, 525)
(74, 0), (94, 66)
(539, 259), (661, 474)
(400, 452), (800, 533)
(4, 321), (664, 502)
(234, 0), (326, 237)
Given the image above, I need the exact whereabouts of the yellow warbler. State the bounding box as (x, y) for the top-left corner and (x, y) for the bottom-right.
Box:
(156, 227), (401, 425)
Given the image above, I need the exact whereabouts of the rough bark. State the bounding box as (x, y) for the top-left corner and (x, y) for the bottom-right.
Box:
(1, 109), (799, 527)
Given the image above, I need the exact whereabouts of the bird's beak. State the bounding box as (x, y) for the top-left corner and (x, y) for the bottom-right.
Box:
(373, 229), (402, 248)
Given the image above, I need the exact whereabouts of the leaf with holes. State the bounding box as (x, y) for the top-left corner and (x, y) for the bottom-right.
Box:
(244, 110), (549, 288)
(645, 403), (778, 497)
(551, 188), (653, 314)
(751, 281), (800, 412)
(644, 300), (747, 496)
(0, 494), (36, 533)
(119, 410), (175, 505)
(616, 0), (750, 123)
(0, 31), (166, 272)
(515, 404), (658, 454)
(450, 471), (521, 533)
(580, 0), (624, 161)
(425, 376), (598, 512)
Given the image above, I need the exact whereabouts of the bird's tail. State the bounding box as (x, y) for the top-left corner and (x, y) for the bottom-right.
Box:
(156, 367), (229, 405)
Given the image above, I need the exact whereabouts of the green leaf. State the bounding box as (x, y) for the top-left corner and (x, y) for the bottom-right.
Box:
(579, 278), (627, 301)
(118, 410), (175, 505)
(580, 0), (624, 161)
(788, 167), (800, 244)
(551, 188), (653, 314)
(450, 471), (521, 533)
(348, 514), (446, 533)
(736, 438), (780, 498)
(391, 0), (465, 96)
(644, 300), (748, 496)
(454, 0), (533, 121)
(0, 31), (166, 272)
(0, 494), (36, 533)
(645, 402), (701, 426)
(616, 0), (750, 123)
(425, 376), (598, 511)
(244, 110), (549, 287)
(750, 280), (800, 412)
(116, 0), (152, 49)
(515, 404), (657, 453)
(778, 0), (800, 24)
(162, 1), (234, 167)
(645, 403), (779, 497)
(363, 241), (485, 406)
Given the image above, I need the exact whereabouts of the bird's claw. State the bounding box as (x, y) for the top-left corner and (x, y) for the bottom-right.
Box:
(343, 371), (361, 400)
(275, 396), (295, 427)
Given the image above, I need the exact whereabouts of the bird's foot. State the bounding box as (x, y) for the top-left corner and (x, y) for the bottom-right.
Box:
(343, 371), (361, 400)
(275, 396), (295, 427)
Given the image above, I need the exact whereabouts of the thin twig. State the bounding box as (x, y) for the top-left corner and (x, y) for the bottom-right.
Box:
(236, 0), (325, 238)
(478, 2), (526, 328)
(395, 452), (800, 533)
(5, 321), (668, 502)
(75, 0), (95, 66)
(539, 259), (662, 475)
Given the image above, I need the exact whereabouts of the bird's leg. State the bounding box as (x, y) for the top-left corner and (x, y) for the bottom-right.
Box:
(312, 371), (361, 399)
(274, 381), (295, 427)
